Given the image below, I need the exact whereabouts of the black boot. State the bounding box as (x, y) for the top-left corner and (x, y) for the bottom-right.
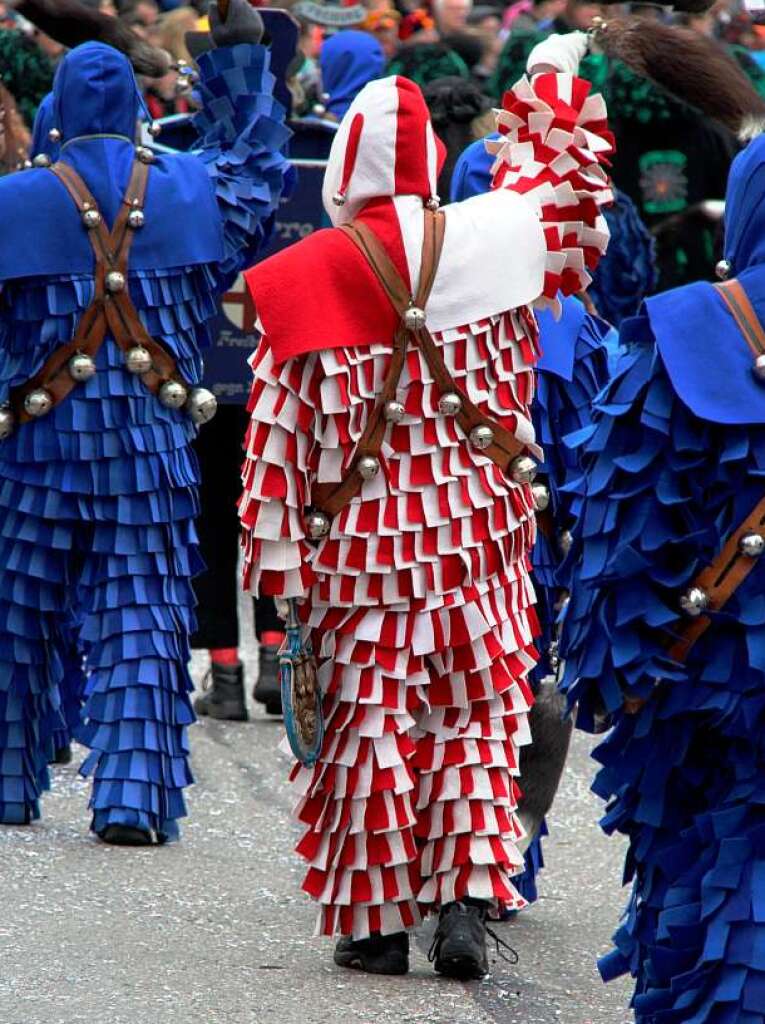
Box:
(194, 662), (248, 722)
(429, 901), (491, 979)
(98, 824), (167, 846)
(52, 744), (73, 765)
(253, 646), (282, 716)
(334, 931), (409, 975)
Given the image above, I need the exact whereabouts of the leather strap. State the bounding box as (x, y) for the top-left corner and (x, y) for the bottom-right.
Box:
(715, 279), (765, 361)
(10, 159), (185, 421)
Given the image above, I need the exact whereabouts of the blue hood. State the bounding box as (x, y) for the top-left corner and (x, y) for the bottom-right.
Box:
(52, 42), (139, 145)
(30, 94), (59, 161)
(320, 31), (385, 119)
(645, 134), (765, 425)
(0, 42), (224, 281)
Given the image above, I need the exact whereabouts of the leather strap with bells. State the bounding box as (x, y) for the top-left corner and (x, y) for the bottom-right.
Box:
(10, 159), (185, 424)
(311, 210), (526, 519)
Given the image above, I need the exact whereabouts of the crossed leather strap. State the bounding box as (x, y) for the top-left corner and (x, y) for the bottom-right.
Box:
(311, 210), (526, 518)
(10, 158), (185, 424)
(624, 279), (765, 712)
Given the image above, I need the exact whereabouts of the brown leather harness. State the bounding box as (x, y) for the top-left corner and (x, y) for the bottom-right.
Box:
(9, 159), (189, 424)
(311, 210), (527, 519)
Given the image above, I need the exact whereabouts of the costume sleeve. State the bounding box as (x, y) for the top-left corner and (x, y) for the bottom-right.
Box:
(488, 71), (614, 307)
(559, 316), (717, 729)
(239, 338), (319, 600)
(192, 43), (293, 290)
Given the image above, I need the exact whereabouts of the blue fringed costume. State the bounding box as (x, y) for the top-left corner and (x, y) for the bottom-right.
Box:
(0, 38), (290, 840)
(560, 135), (765, 1021)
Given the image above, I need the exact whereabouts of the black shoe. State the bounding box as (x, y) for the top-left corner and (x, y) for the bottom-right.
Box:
(98, 824), (164, 846)
(194, 662), (249, 721)
(334, 932), (409, 975)
(52, 744), (73, 765)
(429, 901), (519, 980)
(253, 646), (282, 716)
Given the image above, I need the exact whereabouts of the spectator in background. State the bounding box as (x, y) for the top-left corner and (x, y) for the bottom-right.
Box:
(509, 0), (567, 34)
(360, 3), (402, 59)
(421, 75), (492, 196)
(432, 0), (472, 36)
(387, 40), (469, 85)
(157, 4), (198, 65)
(0, 23), (54, 126)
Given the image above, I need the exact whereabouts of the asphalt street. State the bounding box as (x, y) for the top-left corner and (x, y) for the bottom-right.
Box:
(2, 627), (633, 1024)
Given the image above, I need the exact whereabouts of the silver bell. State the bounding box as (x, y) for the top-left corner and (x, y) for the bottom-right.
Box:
(147, 120), (162, 138)
(68, 352), (97, 382)
(559, 529), (573, 555)
(753, 354), (765, 383)
(82, 208), (102, 229)
(136, 146), (155, 164)
(532, 483), (550, 511)
(680, 586), (710, 617)
(105, 271), (125, 293)
(715, 259), (731, 280)
(469, 424), (494, 450)
(32, 153), (51, 168)
(48, 127), (61, 143)
(0, 405), (15, 440)
(158, 380), (189, 410)
(510, 454), (537, 484)
(306, 510), (331, 539)
(128, 209), (145, 229)
(332, 191), (346, 207)
(125, 345), (153, 375)
(403, 306), (427, 332)
(24, 388), (53, 418)
(186, 387), (218, 425)
(384, 400), (405, 423)
(438, 392), (462, 416)
(357, 455), (381, 481)
(426, 195), (440, 211)
(312, 103), (327, 117)
(739, 531), (765, 558)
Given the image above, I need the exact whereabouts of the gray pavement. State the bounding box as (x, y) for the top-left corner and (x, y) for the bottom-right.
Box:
(1, 636), (633, 1024)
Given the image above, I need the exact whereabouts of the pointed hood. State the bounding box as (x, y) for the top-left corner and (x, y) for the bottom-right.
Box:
(322, 75), (445, 225)
(723, 134), (765, 275)
(320, 31), (385, 121)
(51, 42), (140, 145)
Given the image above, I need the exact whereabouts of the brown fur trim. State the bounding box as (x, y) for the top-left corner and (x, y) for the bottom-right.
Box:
(596, 15), (765, 134)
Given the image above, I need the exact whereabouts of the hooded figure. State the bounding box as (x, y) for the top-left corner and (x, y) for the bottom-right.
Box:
(0, 2), (291, 845)
(559, 135), (765, 1019)
(239, 31), (613, 978)
(319, 30), (386, 121)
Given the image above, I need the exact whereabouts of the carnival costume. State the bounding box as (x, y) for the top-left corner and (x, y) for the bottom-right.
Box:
(239, 32), (613, 974)
(560, 133), (765, 1021)
(0, 2), (290, 843)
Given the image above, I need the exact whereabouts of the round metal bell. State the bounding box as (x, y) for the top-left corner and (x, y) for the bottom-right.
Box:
(403, 306), (427, 332)
(48, 127), (61, 143)
(438, 392), (462, 416)
(68, 352), (97, 382)
(125, 345), (153, 375)
(82, 208), (102, 229)
(753, 354), (765, 382)
(357, 455), (381, 481)
(680, 586), (710, 617)
(312, 103), (327, 117)
(128, 208), (145, 229)
(426, 195), (440, 211)
(510, 454), (537, 484)
(469, 424), (494, 450)
(105, 271), (125, 293)
(32, 153), (51, 168)
(384, 400), (405, 423)
(332, 191), (346, 207)
(532, 482), (550, 511)
(158, 380), (188, 409)
(136, 146), (155, 164)
(0, 405), (15, 440)
(24, 388), (53, 418)
(739, 531), (765, 558)
(186, 387), (218, 425)
(147, 120), (162, 138)
(715, 259), (731, 280)
(559, 529), (573, 555)
(306, 510), (331, 540)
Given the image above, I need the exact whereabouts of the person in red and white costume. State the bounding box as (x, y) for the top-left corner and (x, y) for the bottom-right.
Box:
(239, 30), (613, 978)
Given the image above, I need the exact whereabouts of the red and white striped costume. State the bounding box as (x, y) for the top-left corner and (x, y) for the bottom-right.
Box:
(239, 44), (612, 939)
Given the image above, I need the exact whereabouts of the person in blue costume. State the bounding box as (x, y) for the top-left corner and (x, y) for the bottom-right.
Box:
(0, 0), (291, 846)
(318, 30), (385, 121)
(559, 130), (765, 1021)
(451, 137), (620, 909)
